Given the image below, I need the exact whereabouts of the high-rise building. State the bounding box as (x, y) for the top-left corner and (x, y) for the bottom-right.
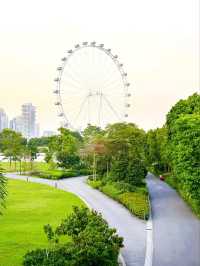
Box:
(35, 123), (40, 138)
(0, 108), (9, 132)
(43, 130), (56, 137)
(9, 116), (24, 134)
(21, 103), (36, 139)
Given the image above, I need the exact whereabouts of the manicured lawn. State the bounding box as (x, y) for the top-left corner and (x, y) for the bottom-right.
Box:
(0, 179), (85, 266)
(0, 161), (49, 173)
(1, 161), (91, 179)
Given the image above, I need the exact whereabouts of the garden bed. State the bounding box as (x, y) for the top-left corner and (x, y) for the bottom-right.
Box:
(88, 178), (149, 220)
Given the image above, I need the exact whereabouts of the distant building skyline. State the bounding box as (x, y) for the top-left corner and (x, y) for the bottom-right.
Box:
(21, 103), (37, 139)
(1, 103), (41, 139)
(0, 108), (9, 132)
(9, 116), (24, 133)
(42, 130), (56, 137)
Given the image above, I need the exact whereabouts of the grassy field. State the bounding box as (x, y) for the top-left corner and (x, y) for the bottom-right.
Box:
(1, 161), (91, 180)
(0, 179), (85, 266)
(0, 161), (49, 173)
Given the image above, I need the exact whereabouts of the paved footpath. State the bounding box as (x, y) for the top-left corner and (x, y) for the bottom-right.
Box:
(6, 173), (146, 266)
(146, 173), (200, 266)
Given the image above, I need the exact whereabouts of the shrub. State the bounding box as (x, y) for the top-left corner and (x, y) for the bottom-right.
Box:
(87, 180), (103, 189)
(100, 183), (121, 200)
(79, 168), (92, 175)
(118, 192), (149, 220)
(88, 178), (150, 220)
(23, 207), (123, 266)
(29, 169), (80, 180)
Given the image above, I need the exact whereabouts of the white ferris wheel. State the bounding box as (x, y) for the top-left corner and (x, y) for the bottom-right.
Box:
(53, 41), (131, 131)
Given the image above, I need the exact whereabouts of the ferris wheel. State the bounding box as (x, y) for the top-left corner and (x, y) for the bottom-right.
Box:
(53, 41), (131, 131)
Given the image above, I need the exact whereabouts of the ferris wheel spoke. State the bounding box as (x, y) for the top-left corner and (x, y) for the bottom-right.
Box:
(61, 79), (87, 93)
(98, 93), (103, 127)
(101, 80), (123, 94)
(100, 69), (121, 89)
(74, 95), (90, 125)
(102, 94), (122, 121)
(62, 73), (83, 88)
(62, 68), (88, 90)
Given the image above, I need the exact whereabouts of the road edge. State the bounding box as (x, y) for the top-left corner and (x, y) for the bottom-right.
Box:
(144, 177), (153, 266)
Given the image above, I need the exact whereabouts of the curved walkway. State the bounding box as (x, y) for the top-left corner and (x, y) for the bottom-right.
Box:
(6, 173), (146, 266)
(146, 173), (200, 266)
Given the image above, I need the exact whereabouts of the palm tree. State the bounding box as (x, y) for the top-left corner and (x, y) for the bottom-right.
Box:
(0, 165), (7, 215)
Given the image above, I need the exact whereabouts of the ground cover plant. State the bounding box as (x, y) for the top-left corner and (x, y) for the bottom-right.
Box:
(88, 179), (149, 220)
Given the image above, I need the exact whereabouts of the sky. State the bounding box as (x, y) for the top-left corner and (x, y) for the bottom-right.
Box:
(0, 0), (199, 133)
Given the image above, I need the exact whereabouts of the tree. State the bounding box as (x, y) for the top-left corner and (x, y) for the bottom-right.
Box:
(145, 127), (169, 174)
(82, 135), (109, 179)
(0, 165), (7, 215)
(45, 128), (80, 169)
(105, 123), (147, 185)
(82, 124), (104, 143)
(165, 93), (200, 213)
(0, 129), (26, 169)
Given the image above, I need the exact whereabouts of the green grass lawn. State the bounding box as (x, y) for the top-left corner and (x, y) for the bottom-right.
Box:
(1, 162), (91, 179)
(0, 179), (85, 266)
(0, 161), (49, 173)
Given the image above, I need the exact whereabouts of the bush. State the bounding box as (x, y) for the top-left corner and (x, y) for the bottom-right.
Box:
(100, 183), (121, 200)
(87, 180), (103, 189)
(88, 178), (150, 220)
(113, 181), (137, 193)
(79, 168), (92, 175)
(23, 207), (123, 266)
(29, 169), (80, 180)
(118, 192), (149, 220)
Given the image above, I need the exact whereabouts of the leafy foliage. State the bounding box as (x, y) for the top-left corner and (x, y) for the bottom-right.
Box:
(146, 93), (200, 216)
(23, 207), (123, 266)
(45, 128), (81, 169)
(88, 179), (149, 220)
(0, 129), (26, 166)
(145, 126), (169, 174)
(82, 123), (147, 185)
(166, 94), (200, 214)
(0, 166), (7, 215)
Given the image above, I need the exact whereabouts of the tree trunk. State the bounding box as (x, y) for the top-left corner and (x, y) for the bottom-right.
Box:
(19, 160), (22, 175)
(93, 153), (97, 180)
(106, 161), (109, 178)
(9, 157), (12, 170)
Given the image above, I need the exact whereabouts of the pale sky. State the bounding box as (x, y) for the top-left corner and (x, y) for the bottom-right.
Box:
(0, 0), (199, 133)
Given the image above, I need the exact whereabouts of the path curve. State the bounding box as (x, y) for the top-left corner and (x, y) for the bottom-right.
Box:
(146, 173), (200, 266)
(6, 173), (146, 266)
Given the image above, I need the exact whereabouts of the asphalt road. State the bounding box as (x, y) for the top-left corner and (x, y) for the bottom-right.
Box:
(6, 173), (146, 266)
(146, 173), (200, 266)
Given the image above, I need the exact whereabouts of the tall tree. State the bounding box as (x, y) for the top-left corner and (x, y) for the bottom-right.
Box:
(0, 165), (7, 215)
(46, 128), (80, 169)
(0, 129), (26, 169)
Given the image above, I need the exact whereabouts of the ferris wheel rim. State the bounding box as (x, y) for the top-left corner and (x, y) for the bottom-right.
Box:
(54, 42), (131, 130)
